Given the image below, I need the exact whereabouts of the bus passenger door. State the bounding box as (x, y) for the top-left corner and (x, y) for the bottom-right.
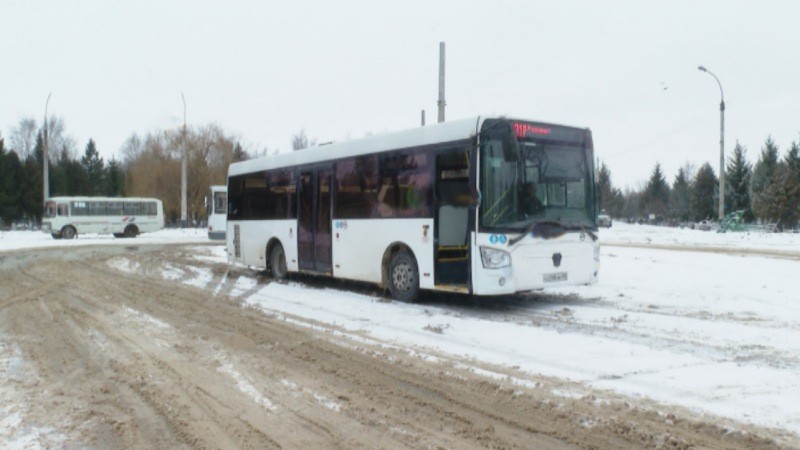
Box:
(434, 151), (471, 287)
(298, 167), (333, 274)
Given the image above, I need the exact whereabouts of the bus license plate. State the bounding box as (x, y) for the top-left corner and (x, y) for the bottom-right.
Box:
(543, 272), (567, 283)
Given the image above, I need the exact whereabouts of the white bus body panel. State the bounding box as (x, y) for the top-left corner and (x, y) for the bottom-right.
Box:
(228, 219), (298, 271)
(471, 232), (599, 296)
(332, 218), (434, 288)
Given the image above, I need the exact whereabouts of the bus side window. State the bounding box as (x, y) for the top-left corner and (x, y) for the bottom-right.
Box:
(58, 204), (69, 216)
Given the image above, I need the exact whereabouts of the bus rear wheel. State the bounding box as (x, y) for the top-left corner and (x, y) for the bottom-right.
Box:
(61, 226), (76, 240)
(269, 243), (287, 279)
(387, 251), (419, 302)
(123, 225), (139, 238)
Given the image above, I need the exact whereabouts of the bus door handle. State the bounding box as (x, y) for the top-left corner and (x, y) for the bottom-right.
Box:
(422, 224), (429, 237)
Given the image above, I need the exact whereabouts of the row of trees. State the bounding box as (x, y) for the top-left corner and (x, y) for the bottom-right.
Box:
(1, 117), (250, 226)
(598, 137), (800, 229)
(2, 115), (798, 229)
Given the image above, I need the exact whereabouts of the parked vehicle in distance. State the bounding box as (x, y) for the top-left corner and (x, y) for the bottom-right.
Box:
(206, 185), (227, 240)
(697, 220), (716, 231)
(42, 196), (164, 239)
(597, 213), (612, 228)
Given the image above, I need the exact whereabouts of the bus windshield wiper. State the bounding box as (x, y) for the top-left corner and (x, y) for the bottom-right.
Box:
(507, 220), (596, 246)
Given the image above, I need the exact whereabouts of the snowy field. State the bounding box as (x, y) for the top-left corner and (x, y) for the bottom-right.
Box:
(3, 223), (800, 438)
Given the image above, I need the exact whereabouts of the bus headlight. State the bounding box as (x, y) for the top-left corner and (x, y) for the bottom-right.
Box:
(480, 247), (511, 269)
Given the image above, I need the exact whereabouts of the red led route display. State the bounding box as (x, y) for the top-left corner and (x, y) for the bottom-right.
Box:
(512, 123), (552, 138)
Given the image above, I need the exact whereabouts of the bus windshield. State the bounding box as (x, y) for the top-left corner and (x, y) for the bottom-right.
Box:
(479, 121), (595, 232)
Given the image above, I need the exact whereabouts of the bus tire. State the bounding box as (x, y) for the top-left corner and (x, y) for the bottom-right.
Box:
(387, 250), (419, 302)
(268, 242), (287, 280)
(61, 226), (76, 240)
(123, 225), (139, 238)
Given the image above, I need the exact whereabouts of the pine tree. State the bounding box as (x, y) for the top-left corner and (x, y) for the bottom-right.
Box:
(105, 158), (125, 196)
(669, 167), (692, 222)
(0, 136), (14, 226)
(232, 142), (248, 162)
(21, 155), (42, 223)
(691, 163), (717, 220)
(596, 162), (614, 213)
(81, 139), (106, 195)
(760, 164), (800, 229)
(641, 162), (670, 219)
(725, 141), (752, 220)
(786, 140), (800, 184)
(751, 137), (780, 222)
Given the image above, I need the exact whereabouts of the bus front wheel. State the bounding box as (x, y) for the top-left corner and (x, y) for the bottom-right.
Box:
(61, 226), (76, 240)
(268, 243), (287, 279)
(387, 251), (419, 302)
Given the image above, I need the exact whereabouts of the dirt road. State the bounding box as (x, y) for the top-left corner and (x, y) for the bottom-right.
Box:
(0, 244), (791, 449)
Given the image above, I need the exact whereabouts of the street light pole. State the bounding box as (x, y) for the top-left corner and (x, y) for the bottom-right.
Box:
(42, 93), (52, 210)
(181, 93), (188, 227)
(698, 65), (725, 220)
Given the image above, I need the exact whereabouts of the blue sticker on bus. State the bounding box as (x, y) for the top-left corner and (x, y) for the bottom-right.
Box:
(489, 234), (507, 244)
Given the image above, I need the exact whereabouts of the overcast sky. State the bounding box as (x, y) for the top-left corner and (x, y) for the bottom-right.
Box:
(3, 0), (799, 189)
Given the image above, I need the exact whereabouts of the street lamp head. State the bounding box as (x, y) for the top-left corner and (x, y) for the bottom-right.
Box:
(698, 65), (707, 72)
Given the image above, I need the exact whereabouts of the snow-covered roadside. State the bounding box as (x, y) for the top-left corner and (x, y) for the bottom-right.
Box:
(182, 227), (800, 436)
(0, 228), (210, 252)
(5, 223), (800, 439)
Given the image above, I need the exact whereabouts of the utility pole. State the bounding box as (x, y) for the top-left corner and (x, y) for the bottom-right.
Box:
(698, 65), (725, 220)
(42, 93), (52, 210)
(181, 93), (188, 227)
(437, 42), (446, 123)
(421, 110), (425, 126)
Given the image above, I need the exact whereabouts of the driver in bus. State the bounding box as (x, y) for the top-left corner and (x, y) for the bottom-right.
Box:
(521, 182), (544, 216)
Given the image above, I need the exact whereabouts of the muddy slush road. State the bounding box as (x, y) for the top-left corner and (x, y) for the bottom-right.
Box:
(0, 244), (793, 449)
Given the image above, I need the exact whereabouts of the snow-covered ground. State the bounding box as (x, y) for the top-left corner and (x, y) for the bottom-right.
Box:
(3, 223), (800, 438)
(0, 227), (209, 251)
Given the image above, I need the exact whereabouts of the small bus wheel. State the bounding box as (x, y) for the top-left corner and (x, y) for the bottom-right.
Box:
(269, 243), (287, 279)
(61, 226), (76, 240)
(123, 225), (139, 238)
(387, 250), (419, 302)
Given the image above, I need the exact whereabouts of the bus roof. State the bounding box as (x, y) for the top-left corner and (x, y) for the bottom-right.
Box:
(47, 196), (162, 203)
(228, 116), (484, 177)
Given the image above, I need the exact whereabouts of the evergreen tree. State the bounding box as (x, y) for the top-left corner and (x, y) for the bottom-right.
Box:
(81, 139), (105, 195)
(596, 162), (614, 213)
(751, 137), (780, 222)
(669, 167), (692, 222)
(105, 158), (126, 196)
(0, 136), (16, 226)
(232, 142), (248, 162)
(725, 141), (752, 220)
(786, 140), (800, 184)
(641, 162), (670, 219)
(759, 164), (800, 229)
(691, 163), (717, 220)
(21, 155), (42, 223)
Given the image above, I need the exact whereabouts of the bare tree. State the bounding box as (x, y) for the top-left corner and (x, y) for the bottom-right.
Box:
(292, 129), (316, 151)
(8, 117), (38, 159)
(122, 124), (245, 223)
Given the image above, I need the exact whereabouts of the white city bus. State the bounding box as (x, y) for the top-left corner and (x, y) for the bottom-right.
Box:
(42, 196), (165, 239)
(227, 116), (599, 301)
(207, 185), (227, 240)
